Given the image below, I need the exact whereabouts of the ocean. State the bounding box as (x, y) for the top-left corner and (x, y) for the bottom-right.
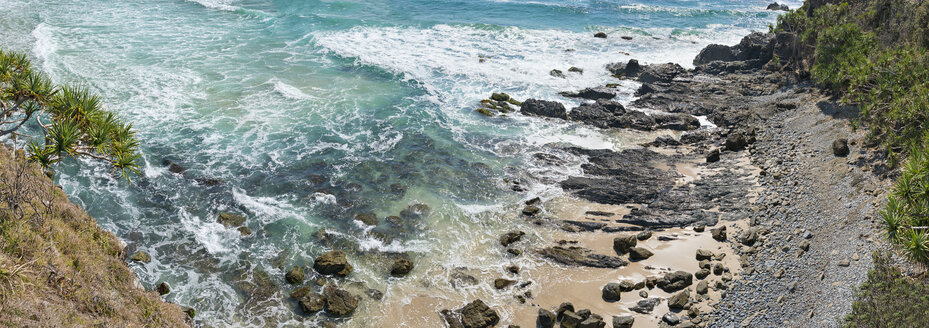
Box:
(0, 0), (797, 326)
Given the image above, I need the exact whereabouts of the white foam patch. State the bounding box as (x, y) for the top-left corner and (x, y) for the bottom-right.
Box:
(179, 209), (233, 254)
(186, 0), (240, 12)
(31, 23), (58, 72)
(269, 77), (316, 100)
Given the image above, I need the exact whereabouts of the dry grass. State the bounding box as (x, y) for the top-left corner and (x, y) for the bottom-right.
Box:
(0, 144), (188, 327)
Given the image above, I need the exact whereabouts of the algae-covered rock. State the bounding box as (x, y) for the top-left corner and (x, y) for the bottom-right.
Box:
(313, 250), (353, 277)
(130, 251), (151, 263)
(285, 266), (305, 285)
(217, 212), (246, 227)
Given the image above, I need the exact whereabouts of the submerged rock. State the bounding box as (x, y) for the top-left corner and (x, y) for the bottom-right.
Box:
(217, 212), (246, 227)
(499, 231), (526, 247)
(354, 213), (378, 226)
(390, 257), (414, 277)
(324, 287), (359, 317)
(299, 293), (326, 314)
(313, 250), (353, 277)
(285, 266), (305, 285)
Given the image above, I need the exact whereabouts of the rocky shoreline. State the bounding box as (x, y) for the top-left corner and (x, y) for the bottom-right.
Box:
(448, 27), (888, 328)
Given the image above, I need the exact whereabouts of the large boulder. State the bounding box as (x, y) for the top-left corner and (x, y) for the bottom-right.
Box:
(630, 298), (660, 314)
(606, 59), (642, 77)
(537, 308), (557, 328)
(766, 2), (790, 11)
(299, 293), (326, 314)
(390, 257), (414, 277)
(628, 247), (654, 260)
(693, 44), (737, 65)
(656, 271), (693, 292)
(612, 234), (637, 254)
(602, 282), (622, 302)
(285, 266), (305, 285)
(636, 63), (686, 84)
(668, 290), (690, 309)
(313, 250), (353, 277)
(521, 99), (567, 119)
(735, 32), (775, 62)
(442, 299), (500, 328)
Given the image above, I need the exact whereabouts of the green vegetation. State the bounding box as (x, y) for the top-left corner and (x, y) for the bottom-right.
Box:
(0, 146), (188, 326)
(0, 49), (141, 181)
(844, 252), (929, 327)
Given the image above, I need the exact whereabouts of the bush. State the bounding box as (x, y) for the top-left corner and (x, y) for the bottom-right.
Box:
(844, 252), (929, 327)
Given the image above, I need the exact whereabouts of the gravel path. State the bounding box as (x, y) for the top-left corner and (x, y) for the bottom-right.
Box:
(708, 87), (891, 328)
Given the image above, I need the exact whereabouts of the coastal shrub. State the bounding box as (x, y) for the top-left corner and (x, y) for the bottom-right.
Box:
(844, 252), (929, 327)
(0, 49), (141, 181)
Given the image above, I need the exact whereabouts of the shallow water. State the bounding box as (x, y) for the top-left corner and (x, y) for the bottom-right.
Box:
(0, 0), (795, 326)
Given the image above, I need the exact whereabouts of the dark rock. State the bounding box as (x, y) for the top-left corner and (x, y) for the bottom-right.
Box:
(386, 215), (403, 226)
(766, 2), (789, 11)
(550, 69), (567, 79)
(562, 220), (607, 231)
(290, 286), (313, 299)
(693, 223), (706, 232)
(631, 298), (660, 314)
(621, 36), (633, 40)
(668, 290), (690, 309)
(606, 59), (642, 77)
(637, 63), (686, 84)
(522, 205), (541, 216)
(285, 266), (305, 285)
(656, 271), (693, 292)
(594, 32), (608, 38)
(183, 307), (195, 318)
(500, 231), (526, 247)
(568, 67), (584, 74)
(637, 231), (653, 241)
(739, 228), (759, 246)
(561, 311), (583, 328)
(156, 282), (170, 295)
(400, 203), (431, 219)
(619, 280), (636, 292)
(629, 247), (654, 261)
(493, 278), (517, 289)
(299, 293), (326, 314)
(612, 234), (637, 254)
(693, 44), (737, 65)
(696, 280), (708, 294)
(325, 287), (359, 317)
(652, 112), (700, 130)
(237, 226), (252, 236)
(525, 197), (541, 205)
(579, 316), (606, 328)
(559, 87), (616, 100)
(613, 315), (635, 328)
(521, 99), (568, 120)
(163, 159), (185, 174)
(725, 133), (748, 151)
(366, 288), (384, 300)
(354, 213), (378, 226)
(537, 309), (557, 328)
(711, 226), (727, 241)
(390, 257), (414, 277)
(560, 148), (676, 205)
(706, 149), (720, 163)
(833, 138), (849, 156)
(695, 269), (710, 280)
(538, 246), (628, 268)
(491, 93), (510, 102)
(695, 249), (715, 261)
(556, 302), (575, 320)
(313, 250), (353, 277)
(602, 282), (622, 302)
(635, 83), (657, 97)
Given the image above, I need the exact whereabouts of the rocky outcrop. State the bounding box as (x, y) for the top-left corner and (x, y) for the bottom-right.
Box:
(324, 287), (359, 317)
(521, 99), (567, 119)
(693, 32), (775, 68)
(560, 147), (676, 205)
(568, 99), (699, 131)
(538, 246), (628, 268)
(559, 87), (616, 100)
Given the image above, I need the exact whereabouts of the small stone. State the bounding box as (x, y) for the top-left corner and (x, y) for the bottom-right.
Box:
(639, 291), (648, 298)
(500, 231), (526, 247)
(636, 231), (653, 241)
(774, 268), (785, 279)
(522, 205), (541, 216)
(594, 32), (608, 38)
(390, 258), (414, 277)
(602, 283), (622, 302)
(799, 240), (810, 251)
(696, 249), (715, 261)
(838, 259), (850, 267)
(494, 278), (517, 289)
(693, 223), (706, 232)
(662, 312), (681, 325)
(668, 290), (690, 309)
(237, 226), (252, 236)
(852, 253), (859, 261)
(696, 281), (708, 294)
(832, 138), (849, 156)
(695, 269), (710, 280)
(706, 149), (721, 163)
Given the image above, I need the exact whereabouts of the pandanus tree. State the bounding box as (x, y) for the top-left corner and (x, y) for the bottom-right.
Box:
(0, 49), (141, 181)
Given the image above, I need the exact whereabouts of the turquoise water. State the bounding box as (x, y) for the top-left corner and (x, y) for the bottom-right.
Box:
(0, 0), (794, 326)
